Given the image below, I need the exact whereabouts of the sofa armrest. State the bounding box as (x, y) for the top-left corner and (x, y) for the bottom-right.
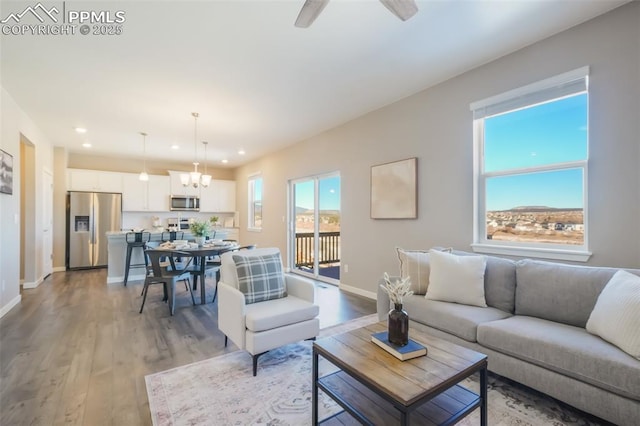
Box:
(218, 280), (247, 350)
(377, 275), (394, 321)
(284, 273), (315, 303)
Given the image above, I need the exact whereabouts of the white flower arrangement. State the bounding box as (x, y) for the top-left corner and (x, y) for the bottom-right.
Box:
(380, 272), (413, 305)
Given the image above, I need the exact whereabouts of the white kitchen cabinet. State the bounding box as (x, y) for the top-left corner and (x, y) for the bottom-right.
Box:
(147, 175), (170, 211)
(168, 170), (201, 197)
(122, 173), (170, 212)
(122, 173), (147, 211)
(200, 179), (236, 212)
(67, 169), (123, 193)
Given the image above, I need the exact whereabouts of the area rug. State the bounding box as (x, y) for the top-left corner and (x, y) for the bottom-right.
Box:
(146, 314), (607, 425)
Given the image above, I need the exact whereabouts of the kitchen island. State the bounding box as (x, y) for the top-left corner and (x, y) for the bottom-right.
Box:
(105, 229), (231, 284)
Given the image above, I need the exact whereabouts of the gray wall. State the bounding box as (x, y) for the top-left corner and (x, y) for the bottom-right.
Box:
(234, 2), (640, 298)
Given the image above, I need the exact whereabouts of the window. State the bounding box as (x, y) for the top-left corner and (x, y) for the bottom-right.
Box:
(248, 174), (262, 231)
(471, 67), (591, 261)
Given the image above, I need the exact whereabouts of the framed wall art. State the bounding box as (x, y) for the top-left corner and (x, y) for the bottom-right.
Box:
(0, 149), (13, 195)
(370, 157), (417, 219)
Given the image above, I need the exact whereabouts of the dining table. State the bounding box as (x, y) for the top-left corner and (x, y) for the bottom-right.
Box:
(158, 241), (239, 305)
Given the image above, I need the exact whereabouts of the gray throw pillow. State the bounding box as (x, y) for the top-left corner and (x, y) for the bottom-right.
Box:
(234, 253), (287, 304)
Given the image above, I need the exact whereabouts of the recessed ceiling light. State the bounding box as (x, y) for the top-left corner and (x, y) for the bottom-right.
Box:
(82, 143), (92, 148)
(171, 144), (180, 150)
(238, 149), (246, 155)
(221, 159), (228, 164)
(75, 127), (87, 134)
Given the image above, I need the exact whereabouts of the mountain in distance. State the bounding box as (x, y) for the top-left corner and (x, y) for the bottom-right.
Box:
(495, 205), (583, 213)
(295, 207), (340, 215)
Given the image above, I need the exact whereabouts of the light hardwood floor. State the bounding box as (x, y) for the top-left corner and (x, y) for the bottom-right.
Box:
(0, 269), (376, 425)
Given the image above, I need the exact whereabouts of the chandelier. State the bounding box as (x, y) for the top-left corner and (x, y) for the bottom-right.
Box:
(181, 112), (211, 188)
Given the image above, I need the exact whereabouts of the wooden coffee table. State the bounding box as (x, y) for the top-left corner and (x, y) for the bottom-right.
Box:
(312, 322), (487, 425)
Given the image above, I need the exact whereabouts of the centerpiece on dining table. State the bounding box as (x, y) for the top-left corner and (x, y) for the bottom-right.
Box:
(189, 219), (212, 246)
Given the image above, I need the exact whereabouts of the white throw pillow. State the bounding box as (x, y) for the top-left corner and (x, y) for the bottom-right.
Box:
(586, 270), (640, 360)
(425, 249), (487, 307)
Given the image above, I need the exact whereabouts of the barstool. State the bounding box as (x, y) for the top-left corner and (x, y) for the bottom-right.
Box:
(124, 231), (151, 286)
(161, 230), (184, 242)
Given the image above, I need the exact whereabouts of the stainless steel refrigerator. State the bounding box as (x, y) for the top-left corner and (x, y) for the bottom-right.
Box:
(67, 191), (122, 269)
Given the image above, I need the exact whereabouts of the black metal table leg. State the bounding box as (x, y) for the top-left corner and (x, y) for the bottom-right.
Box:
(312, 346), (319, 425)
(480, 365), (488, 426)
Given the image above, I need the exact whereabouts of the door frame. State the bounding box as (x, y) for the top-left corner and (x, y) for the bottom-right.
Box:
(42, 168), (53, 278)
(287, 171), (340, 285)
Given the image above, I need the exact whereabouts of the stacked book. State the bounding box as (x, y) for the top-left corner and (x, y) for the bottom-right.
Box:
(371, 331), (427, 361)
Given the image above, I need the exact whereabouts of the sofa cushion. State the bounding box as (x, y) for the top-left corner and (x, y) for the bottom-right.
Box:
(245, 295), (319, 332)
(586, 270), (640, 359)
(477, 315), (640, 401)
(234, 252), (287, 304)
(396, 247), (452, 295)
(449, 250), (516, 313)
(396, 248), (430, 295)
(402, 295), (511, 342)
(426, 249), (487, 307)
(515, 260), (619, 327)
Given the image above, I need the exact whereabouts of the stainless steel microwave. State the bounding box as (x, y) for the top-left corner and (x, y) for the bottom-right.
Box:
(170, 196), (200, 211)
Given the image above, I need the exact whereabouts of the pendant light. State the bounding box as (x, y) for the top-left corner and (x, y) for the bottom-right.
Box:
(139, 132), (149, 181)
(181, 112), (201, 188)
(201, 141), (212, 188)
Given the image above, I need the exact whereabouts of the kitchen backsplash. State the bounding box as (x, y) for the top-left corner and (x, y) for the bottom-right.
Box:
(122, 211), (237, 231)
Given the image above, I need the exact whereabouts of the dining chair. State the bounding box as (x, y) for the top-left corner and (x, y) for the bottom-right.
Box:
(141, 249), (196, 315)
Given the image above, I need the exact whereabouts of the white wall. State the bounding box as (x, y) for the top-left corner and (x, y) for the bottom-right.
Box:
(1, 88), (55, 317)
(234, 3), (640, 297)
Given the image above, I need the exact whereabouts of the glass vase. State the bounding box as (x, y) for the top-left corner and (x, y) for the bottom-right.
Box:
(388, 303), (409, 346)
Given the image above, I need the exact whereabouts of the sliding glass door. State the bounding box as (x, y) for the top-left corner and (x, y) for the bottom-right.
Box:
(290, 173), (341, 284)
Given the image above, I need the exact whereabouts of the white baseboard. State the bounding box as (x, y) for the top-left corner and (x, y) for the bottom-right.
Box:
(53, 266), (66, 272)
(107, 273), (144, 284)
(22, 276), (43, 289)
(0, 294), (21, 318)
(339, 283), (376, 300)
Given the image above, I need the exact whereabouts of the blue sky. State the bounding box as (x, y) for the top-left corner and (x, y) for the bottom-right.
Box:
(484, 93), (587, 211)
(295, 176), (341, 210)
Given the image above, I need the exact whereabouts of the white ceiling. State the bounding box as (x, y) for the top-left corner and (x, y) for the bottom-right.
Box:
(1, 0), (628, 167)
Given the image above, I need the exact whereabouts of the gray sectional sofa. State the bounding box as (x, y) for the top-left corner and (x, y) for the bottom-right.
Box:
(376, 251), (640, 425)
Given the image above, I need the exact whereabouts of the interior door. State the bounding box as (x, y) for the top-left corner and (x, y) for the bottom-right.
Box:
(42, 170), (53, 277)
(290, 173), (341, 283)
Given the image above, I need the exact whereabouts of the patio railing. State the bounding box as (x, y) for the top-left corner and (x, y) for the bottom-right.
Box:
(294, 231), (340, 268)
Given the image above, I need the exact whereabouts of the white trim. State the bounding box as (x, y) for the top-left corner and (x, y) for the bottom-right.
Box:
(339, 282), (376, 300)
(471, 243), (592, 262)
(0, 294), (21, 318)
(106, 273), (145, 284)
(483, 160), (586, 178)
(22, 275), (44, 289)
(53, 266), (66, 273)
(247, 174), (263, 231)
(470, 66), (589, 111)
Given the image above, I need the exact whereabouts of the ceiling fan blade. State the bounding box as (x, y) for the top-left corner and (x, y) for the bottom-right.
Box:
(295, 0), (330, 28)
(379, 0), (418, 21)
